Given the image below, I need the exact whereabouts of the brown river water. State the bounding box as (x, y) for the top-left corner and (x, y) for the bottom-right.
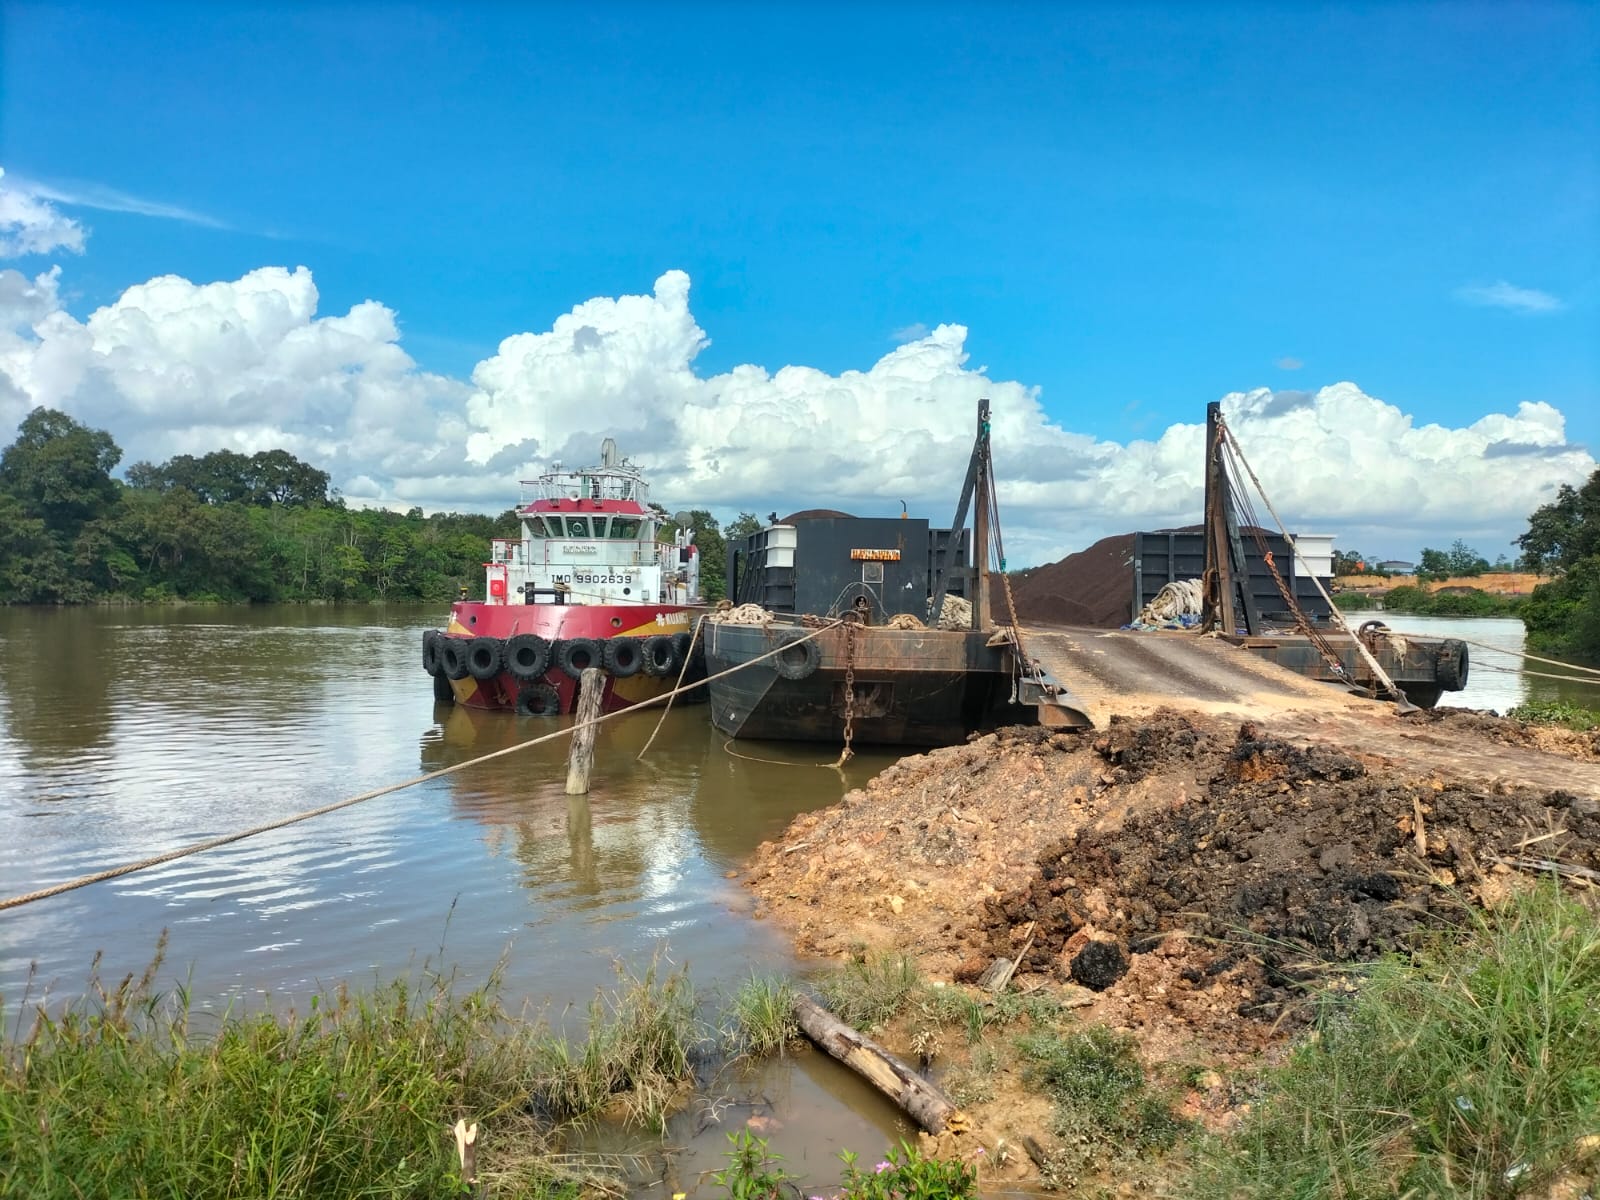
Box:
(0, 604), (907, 1185)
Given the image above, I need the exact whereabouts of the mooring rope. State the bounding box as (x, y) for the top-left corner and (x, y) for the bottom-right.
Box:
(1218, 421), (1414, 709)
(1449, 636), (1600, 679)
(0, 621), (842, 913)
(635, 614), (710, 761)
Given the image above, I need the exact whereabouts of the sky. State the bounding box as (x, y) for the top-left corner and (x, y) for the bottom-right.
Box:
(1, 1), (1596, 567)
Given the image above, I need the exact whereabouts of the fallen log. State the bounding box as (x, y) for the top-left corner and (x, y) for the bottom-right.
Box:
(793, 994), (964, 1133)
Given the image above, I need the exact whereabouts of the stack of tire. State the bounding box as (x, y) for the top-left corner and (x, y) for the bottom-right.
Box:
(421, 628), (707, 713)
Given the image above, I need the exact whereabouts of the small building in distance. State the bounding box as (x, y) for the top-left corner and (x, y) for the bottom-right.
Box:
(1378, 560), (1415, 575)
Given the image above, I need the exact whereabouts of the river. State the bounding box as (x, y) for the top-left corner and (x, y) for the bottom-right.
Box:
(1373, 613), (1600, 713)
(0, 604), (908, 1185)
(2, 606), (1594, 1186)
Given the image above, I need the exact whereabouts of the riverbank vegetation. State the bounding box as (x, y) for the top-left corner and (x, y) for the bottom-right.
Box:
(1334, 584), (1524, 617)
(1192, 884), (1600, 1198)
(5, 885), (1595, 1198)
(1518, 468), (1600, 663)
(0, 407), (745, 606)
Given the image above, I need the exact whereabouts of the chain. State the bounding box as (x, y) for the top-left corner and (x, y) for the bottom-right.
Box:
(836, 619), (857, 766)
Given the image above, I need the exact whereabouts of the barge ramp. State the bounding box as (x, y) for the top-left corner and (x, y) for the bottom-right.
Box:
(1018, 624), (1377, 728)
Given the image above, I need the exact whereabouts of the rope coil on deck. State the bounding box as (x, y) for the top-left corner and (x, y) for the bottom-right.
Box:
(0, 619), (842, 913)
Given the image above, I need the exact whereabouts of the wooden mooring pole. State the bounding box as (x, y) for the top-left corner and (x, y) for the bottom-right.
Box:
(565, 667), (604, 795)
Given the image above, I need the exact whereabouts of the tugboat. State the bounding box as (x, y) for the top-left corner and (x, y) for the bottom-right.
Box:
(421, 439), (705, 715)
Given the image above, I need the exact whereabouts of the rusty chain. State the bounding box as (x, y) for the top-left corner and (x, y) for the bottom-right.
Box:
(836, 619), (857, 766)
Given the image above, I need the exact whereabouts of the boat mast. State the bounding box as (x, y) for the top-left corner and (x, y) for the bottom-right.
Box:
(972, 400), (991, 631)
(1202, 401), (1261, 635)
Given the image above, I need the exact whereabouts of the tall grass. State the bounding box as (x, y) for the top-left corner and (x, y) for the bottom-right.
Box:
(723, 975), (800, 1058)
(526, 960), (697, 1132)
(1, 944), (698, 1199)
(814, 952), (922, 1031)
(1195, 883), (1600, 1198)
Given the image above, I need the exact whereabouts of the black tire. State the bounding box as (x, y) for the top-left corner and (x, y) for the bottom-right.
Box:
(505, 633), (551, 681)
(422, 629), (442, 675)
(514, 682), (562, 717)
(439, 637), (471, 680)
(671, 631), (693, 662)
(432, 670), (455, 703)
(1435, 638), (1469, 691)
(465, 636), (504, 681)
(556, 637), (604, 679)
(772, 630), (821, 681)
(604, 636), (643, 678)
(641, 633), (681, 677)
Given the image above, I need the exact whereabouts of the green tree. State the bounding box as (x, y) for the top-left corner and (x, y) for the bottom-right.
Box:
(677, 510), (727, 600)
(1444, 539), (1490, 577)
(725, 512), (763, 541)
(1518, 470), (1600, 572)
(1518, 470), (1600, 662)
(1332, 548), (1371, 575)
(0, 407), (121, 533)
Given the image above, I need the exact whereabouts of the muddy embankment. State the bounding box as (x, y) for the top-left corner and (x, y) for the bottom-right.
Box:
(739, 703), (1600, 1146)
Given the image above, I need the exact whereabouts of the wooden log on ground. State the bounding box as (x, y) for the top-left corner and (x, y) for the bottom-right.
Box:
(793, 993), (963, 1133)
(565, 667), (604, 795)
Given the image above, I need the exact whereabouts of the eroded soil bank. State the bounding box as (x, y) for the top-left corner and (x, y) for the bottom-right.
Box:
(737, 703), (1600, 1180)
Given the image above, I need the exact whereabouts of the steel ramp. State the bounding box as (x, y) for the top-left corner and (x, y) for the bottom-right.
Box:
(1015, 624), (1372, 728)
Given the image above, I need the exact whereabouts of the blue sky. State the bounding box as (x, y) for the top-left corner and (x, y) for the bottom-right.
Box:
(1, 1), (1596, 561)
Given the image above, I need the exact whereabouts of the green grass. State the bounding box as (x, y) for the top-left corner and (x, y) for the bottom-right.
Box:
(814, 951), (923, 1031)
(1194, 884), (1600, 1199)
(1508, 698), (1600, 732)
(1016, 1023), (1188, 1186)
(526, 960), (697, 1132)
(0, 941), (697, 1199)
(722, 975), (800, 1058)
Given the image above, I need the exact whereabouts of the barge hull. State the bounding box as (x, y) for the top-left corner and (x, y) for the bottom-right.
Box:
(703, 621), (1021, 747)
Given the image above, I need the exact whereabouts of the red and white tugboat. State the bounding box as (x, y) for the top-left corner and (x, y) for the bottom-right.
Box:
(421, 439), (704, 714)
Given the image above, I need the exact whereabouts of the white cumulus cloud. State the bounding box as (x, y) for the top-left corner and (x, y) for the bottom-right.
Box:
(0, 169), (87, 258)
(0, 263), (470, 493)
(1, 263), (1593, 564)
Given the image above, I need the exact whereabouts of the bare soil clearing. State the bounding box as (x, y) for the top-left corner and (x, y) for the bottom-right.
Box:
(741, 700), (1600, 1177)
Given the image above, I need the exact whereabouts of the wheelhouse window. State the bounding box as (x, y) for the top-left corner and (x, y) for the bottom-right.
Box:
(539, 516), (562, 538)
(566, 517), (590, 537)
(610, 517), (641, 540)
(590, 516), (609, 538)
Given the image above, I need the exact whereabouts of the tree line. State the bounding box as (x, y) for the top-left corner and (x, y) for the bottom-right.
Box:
(0, 407), (751, 605)
(1516, 469), (1600, 661)
(1332, 471), (1600, 663)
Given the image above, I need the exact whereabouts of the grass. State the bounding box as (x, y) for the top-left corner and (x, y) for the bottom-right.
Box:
(1016, 1023), (1188, 1186)
(525, 960), (697, 1133)
(814, 951), (922, 1032)
(0, 940), (698, 1199)
(722, 975), (800, 1058)
(1193, 883), (1600, 1199)
(1508, 698), (1600, 731)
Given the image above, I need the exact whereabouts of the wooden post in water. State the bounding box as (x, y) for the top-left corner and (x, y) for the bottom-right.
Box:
(565, 668), (604, 795)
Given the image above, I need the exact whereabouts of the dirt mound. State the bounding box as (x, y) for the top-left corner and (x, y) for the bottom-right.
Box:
(1407, 706), (1600, 761)
(782, 508), (855, 522)
(977, 721), (1600, 1022)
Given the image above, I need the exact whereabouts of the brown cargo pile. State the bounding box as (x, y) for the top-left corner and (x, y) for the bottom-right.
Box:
(1001, 531), (1142, 627)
